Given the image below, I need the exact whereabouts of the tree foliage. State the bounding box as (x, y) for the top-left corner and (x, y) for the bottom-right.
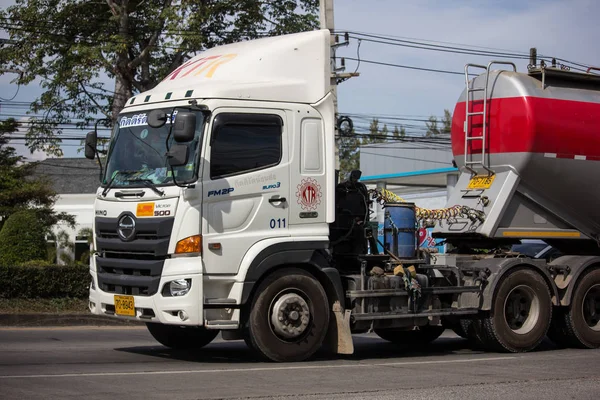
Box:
(0, 0), (319, 155)
(426, 108), (452, 137)
(337, 110), (450, 181)
(0, 118), (75, 233)
(337, 118), (407, 180)
(0, 263), (89, 298)
(0, 210), (48, 265)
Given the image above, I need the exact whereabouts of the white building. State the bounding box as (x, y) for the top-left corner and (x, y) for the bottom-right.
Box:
(35, 158), (99, 263)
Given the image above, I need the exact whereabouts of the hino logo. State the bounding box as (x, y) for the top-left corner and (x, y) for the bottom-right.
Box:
(117, 215), (136, 241)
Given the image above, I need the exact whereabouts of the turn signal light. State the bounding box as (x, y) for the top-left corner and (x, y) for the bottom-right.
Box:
(175, 235), (202, 254)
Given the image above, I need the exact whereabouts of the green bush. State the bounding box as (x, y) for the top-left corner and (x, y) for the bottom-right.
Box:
(0, 264), (89, 299)
(0, 211), (48, 266)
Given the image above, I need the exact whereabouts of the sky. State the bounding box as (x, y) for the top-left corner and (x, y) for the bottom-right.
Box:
(1, 0), (600, 160)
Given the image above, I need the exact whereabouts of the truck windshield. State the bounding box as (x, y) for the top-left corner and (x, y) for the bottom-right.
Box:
(102, 108), (205, 188)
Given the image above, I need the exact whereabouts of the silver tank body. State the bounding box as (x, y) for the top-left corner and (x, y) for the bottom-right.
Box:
(436, 68), (600, 243)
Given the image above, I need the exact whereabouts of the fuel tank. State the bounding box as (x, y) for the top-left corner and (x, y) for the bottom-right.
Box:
(443, 66), (600, 244)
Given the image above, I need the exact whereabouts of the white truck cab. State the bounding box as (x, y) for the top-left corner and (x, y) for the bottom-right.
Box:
(87, 30), (341, 361)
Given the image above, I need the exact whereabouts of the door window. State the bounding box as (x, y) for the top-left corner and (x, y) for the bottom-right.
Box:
(210, 113), (283, 179)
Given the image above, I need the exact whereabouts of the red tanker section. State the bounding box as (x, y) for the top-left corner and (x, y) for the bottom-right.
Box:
(446, 67), (600, 242)
(452, 70), (600, 163)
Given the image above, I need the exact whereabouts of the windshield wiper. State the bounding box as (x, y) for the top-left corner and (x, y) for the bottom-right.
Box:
(101, 170), (138, 197)
(125, 178), (165, 197)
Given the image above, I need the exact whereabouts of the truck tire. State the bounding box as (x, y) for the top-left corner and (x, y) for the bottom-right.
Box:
(451, 320), (469, 339)
(547, 308), (571, 348)
(375, 326), (445, 346)
(443, 318), (471, 339)
(145, 323), (218, 350)
(476, 268), (552, 352)
(246, 268), (330, 362)
(548, 268), (600, 349)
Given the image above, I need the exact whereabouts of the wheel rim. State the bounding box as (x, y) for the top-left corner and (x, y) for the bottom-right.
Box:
(269, 291), (311, 341)
(503, 284), (540, 334)
(582, 284), (600, 332)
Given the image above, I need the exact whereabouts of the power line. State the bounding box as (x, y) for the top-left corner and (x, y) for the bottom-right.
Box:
(338, 29), (596, 71)
(346, 34), (532, 60)
(343, 56), (465, 76)
(336, 29), (532, 57)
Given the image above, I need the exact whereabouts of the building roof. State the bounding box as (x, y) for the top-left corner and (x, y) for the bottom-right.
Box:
(360, 167), (458, 187)
(359, 140), (457, 187)
(34, 158), (101, 194)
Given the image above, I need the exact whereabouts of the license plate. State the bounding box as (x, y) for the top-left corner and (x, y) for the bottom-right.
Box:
(114, 295), (135, 317)
(467, 174), (495, 189)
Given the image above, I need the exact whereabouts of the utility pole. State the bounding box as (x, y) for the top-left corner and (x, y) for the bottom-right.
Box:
(319, 0), (340, 172)
(320, 1), (358, 180)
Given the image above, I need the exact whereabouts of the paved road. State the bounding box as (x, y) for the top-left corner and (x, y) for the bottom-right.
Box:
(0, 326), (598, 400)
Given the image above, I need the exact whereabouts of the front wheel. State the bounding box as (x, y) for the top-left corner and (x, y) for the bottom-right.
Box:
(476, 268), (552, 352)
(246, 268), (330, 362)
(145, 323), (219, 350)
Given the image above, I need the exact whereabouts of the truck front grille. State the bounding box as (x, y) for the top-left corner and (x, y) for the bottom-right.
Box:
(95, 257), (164, 296)
(94, 215), (175, 296)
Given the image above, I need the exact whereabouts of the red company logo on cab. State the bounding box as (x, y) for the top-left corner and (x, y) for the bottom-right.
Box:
(162, 54), (237, 81)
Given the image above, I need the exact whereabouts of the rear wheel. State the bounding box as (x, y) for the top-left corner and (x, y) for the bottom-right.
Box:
(246, 268), (330, 362)
(375, 325), (445, 346)
(145, 323), (219, 349)
(549, 268), (600, 349)
(476, 268), (552, 352)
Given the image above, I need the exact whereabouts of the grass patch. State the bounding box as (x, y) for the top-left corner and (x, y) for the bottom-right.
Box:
(0, 298), (88, 314)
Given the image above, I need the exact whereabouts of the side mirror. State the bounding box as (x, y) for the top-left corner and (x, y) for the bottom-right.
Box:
(166, 143), (189, 167)
(147, 109), (168, 128)
(85, 131), (97, 160)
(173, 112), (196, 142)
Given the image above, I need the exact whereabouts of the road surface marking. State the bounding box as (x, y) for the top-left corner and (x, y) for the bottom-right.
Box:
(0, 356), (517, 379)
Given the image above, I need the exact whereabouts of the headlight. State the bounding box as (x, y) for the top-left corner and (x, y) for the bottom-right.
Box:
(169, 279), (191, 297)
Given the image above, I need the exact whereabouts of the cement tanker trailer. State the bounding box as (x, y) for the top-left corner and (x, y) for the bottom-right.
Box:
(430, 60), (600, 351)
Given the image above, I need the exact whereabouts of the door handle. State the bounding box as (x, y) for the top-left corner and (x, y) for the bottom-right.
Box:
(269, 197), (287, 204)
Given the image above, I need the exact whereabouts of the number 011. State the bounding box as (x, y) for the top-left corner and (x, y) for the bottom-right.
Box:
(269, 218), (286, 229)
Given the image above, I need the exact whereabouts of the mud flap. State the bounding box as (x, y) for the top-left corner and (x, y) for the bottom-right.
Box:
(328, 300), (354, 354)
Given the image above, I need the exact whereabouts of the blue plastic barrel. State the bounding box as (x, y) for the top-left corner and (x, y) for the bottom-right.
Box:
(383, 202), (417, 258)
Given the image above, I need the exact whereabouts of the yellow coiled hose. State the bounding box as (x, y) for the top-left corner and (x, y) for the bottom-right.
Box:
(369, 188), (485, 223)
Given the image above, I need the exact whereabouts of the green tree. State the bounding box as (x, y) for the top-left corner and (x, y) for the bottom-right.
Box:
(47, 229), (75, 265)
(425, 115), (440, 137)
(393, 125), (406, 138)
(0, 119), (74, 232)
(337, 130), (360, 182)
(0, 0), (319, 155)
(0, 210), (48, 265)
(442, 109), (452, 134)
(426, 109), (452, 137)
(363, 118), (387, 145)
(76, 227), (94, 264)
(337, 118), (408, 180)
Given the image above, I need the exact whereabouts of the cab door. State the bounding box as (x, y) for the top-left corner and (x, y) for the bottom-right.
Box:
(201, 109), (290, 275)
